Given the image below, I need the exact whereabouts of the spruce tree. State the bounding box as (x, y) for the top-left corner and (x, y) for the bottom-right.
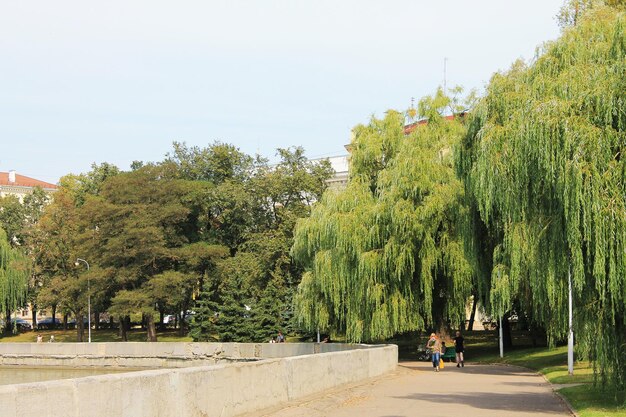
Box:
(189, 289), (219, 342)
(214, 277), (253, 342)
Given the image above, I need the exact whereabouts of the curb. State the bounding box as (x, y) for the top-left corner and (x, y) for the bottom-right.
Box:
(538, 373), (580, 417)
(480, 362), (579, 417)
(551, 389), (580, 417)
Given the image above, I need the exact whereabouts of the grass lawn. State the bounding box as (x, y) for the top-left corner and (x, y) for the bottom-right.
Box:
(0, 328), (192, 343)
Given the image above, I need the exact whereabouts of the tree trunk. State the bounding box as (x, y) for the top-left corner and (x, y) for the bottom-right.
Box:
(178, 312), (185, 337)
(94, 310), (100, 330)
(31, 304), (37, 331)
(51, 305), (57, 329)
(5, 308), (12, 335)
(63, 313), (68, 330)
(146, 315), (157, 342)
(119, 315), (128, 341)
(467, 296), (478, 331)
(76, 314), (84, 342)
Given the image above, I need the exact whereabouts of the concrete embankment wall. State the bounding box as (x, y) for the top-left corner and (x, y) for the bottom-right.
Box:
(0, 342), (397, 417)
(0, 342), (376, 367)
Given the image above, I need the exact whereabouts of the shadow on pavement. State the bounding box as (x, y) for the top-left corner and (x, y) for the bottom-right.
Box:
(399, 362), (535, 377)
(392, 391), (565, 414)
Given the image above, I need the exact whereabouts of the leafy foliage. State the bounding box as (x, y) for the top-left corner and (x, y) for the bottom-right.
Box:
(458, 6), (626, 388)
(292, 94), (474, 342)
(188, 146), (333, 342)
(0, 228), (28, 325)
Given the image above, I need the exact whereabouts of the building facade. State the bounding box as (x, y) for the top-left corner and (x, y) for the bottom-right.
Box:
(0, 170), (58, 201)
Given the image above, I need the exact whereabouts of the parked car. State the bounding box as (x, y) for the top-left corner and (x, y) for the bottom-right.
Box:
(67, 317), (89, 329)
(15, 318), (32, 331)
(37, 317), (62, 330)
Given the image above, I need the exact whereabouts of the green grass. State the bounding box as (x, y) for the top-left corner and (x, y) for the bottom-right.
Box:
(560, 384), (626, 417)
(0, 328), (192, 343)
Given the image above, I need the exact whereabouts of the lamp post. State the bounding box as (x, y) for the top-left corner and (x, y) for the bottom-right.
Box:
(568, 265), (574, 375)
(75, 258), (91, 343)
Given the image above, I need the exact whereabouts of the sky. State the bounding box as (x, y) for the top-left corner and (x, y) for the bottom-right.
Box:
(0, 0), (564, 184)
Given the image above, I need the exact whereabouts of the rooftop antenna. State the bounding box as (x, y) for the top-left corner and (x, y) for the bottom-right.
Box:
(443, 57), (448, 92)
(406, 97), (417, 123)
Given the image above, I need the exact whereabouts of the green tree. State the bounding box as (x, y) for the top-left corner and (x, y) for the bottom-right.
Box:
(292, 93), (474, 342)
(30, 187), (90, 340)
(0, 196), (25, 246)
(188, 145), (333, 342)
(458, 6), (625, 388)
(252, 276), (287, 341)
(216, 254), (258, 342)
(0, 228), (29, 333)
(189, 287), (219, 342)
(60, 162), (120, 207)
(167, 141), (255, 184)
(75, 165), (199, 341)
(0, 188), (50, 328)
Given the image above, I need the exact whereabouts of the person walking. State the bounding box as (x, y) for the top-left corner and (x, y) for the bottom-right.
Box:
(427, 333), (442, 371)
(454, 330), (465, 367)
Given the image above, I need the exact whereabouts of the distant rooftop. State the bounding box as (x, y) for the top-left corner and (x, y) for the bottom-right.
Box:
(0, 171), (58, 189)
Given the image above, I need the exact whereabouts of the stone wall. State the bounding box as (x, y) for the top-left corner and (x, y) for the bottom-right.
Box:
(0, 342), (397, 417)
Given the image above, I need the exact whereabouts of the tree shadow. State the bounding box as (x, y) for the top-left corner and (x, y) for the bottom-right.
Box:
(392, 391), (567, 414)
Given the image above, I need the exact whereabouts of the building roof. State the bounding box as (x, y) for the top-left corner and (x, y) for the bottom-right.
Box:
(0, 172), (58, 189)
(403, 112), (467, 135)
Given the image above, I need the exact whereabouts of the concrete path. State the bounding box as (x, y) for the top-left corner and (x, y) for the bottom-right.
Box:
(245, 361), (572, 417)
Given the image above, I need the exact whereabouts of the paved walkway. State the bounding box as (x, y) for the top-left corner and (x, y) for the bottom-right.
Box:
(245, 361), (572, 417)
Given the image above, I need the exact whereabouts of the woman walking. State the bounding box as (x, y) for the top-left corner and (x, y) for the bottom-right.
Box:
(427, 333), (442, 371)
(454, 331), (465, 367)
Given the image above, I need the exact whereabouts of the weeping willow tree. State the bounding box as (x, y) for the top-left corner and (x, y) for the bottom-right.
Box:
(0, 228), (29, 330)
(292, 90), (475, 342)
(458, 6), (625, 387)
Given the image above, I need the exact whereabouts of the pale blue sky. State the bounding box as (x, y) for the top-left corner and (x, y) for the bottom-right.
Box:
(1, 0), (564, 183)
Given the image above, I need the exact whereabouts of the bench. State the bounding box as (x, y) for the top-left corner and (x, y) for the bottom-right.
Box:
(441, 347), (457, 362)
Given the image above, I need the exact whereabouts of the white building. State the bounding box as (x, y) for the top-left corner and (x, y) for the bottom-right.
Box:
(312, 155), (349, 190)
(0, 170), (57, 201)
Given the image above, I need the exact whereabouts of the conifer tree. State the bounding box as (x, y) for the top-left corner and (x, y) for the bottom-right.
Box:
(189, 288), (219, 342)
(252, 276), (286, 341)
(214, 276), (253, 342)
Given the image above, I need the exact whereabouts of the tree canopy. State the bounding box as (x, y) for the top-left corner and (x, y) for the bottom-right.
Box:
(0, 228), (29, 327)
(23, 143), (332, 343)
(292, 91), (474, 342)
(458, 5), (625, 387)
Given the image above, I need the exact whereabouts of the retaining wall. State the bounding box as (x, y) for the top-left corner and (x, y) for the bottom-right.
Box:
(0, 342), (375, 368)
(0, 342), (397, 417)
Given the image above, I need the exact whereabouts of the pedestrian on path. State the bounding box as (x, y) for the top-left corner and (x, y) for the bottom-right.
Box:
(427, 333), (442, 371)
(454, 330), (465, 367)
